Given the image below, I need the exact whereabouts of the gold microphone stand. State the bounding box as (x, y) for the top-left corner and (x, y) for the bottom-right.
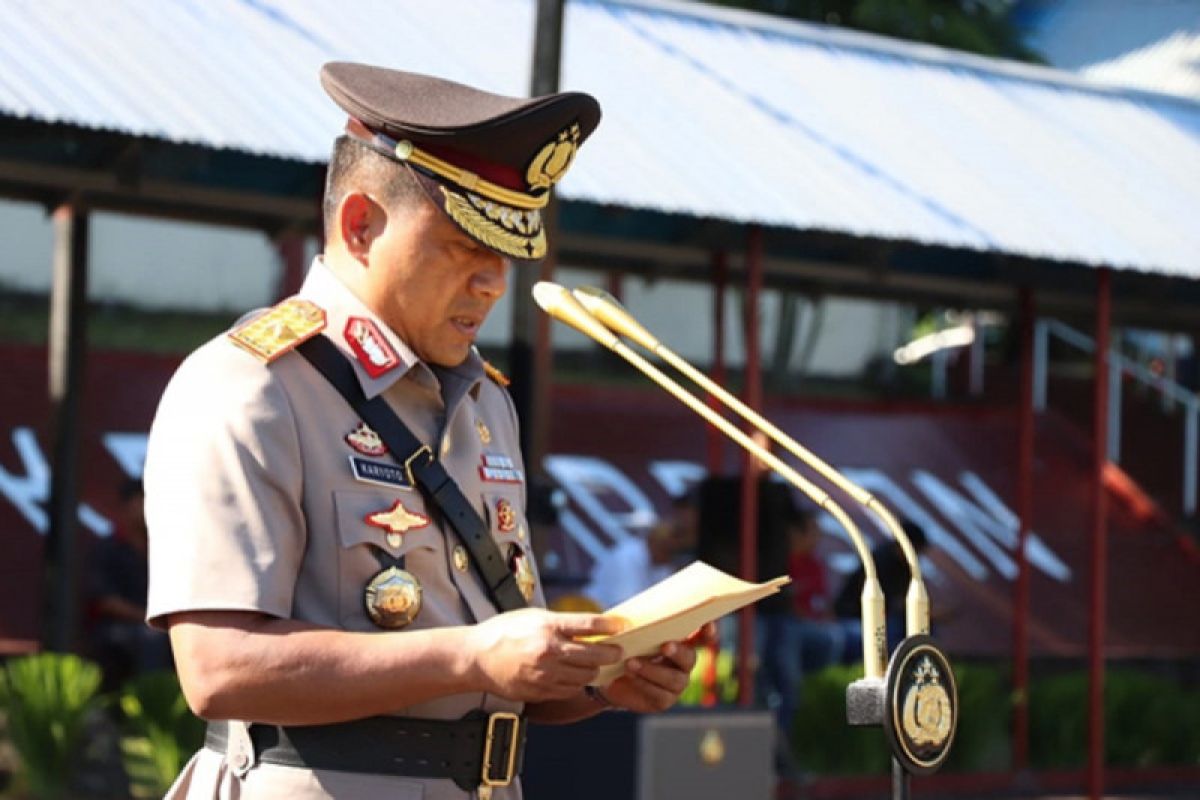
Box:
(532, 281), (887, 680)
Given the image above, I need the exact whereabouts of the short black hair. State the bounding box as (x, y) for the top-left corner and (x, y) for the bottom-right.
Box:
(322, 136), (423, 240)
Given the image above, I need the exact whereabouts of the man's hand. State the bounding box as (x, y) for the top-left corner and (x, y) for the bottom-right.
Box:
(601, 622), (717, 713)
(465, 608), (624, 702)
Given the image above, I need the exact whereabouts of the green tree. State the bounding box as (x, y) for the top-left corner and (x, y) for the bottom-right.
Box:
(708, 0), (1043, 62)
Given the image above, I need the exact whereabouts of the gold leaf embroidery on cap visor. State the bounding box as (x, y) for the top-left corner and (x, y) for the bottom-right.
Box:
(440, 187), (547, 260)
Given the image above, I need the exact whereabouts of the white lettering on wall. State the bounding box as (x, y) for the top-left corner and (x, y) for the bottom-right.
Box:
(0, 426), (115, 538)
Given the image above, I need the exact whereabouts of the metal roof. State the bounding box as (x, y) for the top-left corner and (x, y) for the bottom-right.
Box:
(1, 0), (1198, 278)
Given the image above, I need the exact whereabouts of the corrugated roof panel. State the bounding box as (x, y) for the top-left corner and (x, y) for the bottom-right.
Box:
(0, 0), (1197, 278)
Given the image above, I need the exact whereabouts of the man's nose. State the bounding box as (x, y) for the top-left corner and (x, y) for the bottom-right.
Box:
(471, 253), (510, 300)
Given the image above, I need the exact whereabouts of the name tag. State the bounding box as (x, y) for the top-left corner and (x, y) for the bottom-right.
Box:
(349, 457), (414, 490)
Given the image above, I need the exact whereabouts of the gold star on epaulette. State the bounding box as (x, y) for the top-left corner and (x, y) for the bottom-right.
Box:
(483, 360), (511, 387)
(228, 298), (326, 363)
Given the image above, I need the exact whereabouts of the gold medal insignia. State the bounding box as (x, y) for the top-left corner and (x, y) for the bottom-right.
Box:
(345, 422), (387, 457)
(228, 298), (326, 363)
(901, 656), (953, 748)
(495, 498), (517, 533)
(452, 545), (469, 573)
(476, 418), (492, 445)
(364, 566), (422, 629)
(365, 500), (429, 549)
(509, 545), (537, 602)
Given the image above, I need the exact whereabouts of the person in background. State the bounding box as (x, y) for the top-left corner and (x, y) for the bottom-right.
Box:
(87, 478), (172, 691)
(585, 489), (698, 609)
(786, 507), (846, 677)
(833, 519), (929, 656)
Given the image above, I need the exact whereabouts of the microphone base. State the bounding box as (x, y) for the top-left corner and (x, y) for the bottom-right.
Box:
(845, 677), (885, 726)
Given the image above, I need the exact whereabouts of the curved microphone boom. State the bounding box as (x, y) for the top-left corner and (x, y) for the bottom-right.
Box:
(571, 285), (930, 638)
(532, 281), (888, 679)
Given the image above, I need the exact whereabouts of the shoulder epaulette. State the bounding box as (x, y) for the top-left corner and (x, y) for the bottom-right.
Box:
(483, 360), (511, 388)
(228, 297), (327, 363)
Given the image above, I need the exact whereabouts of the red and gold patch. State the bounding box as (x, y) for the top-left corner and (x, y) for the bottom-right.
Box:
(495, 498), (517, 533)
(344, 317), (400, 379)
(345, 422), (387, 456)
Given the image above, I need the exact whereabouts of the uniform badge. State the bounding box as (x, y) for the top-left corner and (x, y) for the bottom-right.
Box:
(349, 457), (413, 491)
(478, 453), (523, 484)
(495, 498), (517, 533)
(476, 418), (492, 445)
(345, 422), (387, 456)
(228, 298), (326, 363)
(365, 499), (429, 549)
(452, 545), (469, 573)
(364, 566), (422, 629)
(509, 545), (537, 602)
(344, 317), (400, 378)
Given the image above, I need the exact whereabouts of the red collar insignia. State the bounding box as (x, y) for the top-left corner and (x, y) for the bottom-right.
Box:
(344, 317), (401, 379)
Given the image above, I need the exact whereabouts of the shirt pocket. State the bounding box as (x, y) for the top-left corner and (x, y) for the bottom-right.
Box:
(483, 489), (542, 606)
(333, 489), (439, 630)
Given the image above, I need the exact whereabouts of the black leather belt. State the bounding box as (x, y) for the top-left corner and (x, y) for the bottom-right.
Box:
(205, 711), (526, 792)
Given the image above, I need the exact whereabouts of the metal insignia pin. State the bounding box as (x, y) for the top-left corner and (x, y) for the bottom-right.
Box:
(364, 566), (422, 629)
(476, 418), (491, 444)
(452, 545), (469, 573)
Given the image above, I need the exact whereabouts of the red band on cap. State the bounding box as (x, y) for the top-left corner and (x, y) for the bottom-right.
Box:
(419, 141), (525, 192)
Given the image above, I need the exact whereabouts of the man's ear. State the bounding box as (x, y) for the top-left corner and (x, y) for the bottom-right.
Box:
(338, 192), (380, 265)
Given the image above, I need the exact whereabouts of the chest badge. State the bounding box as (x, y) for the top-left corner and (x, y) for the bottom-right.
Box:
(509, 545), (537, 602)
(495, 498), (517, 534)
(476, 418), (492, 445)
(365, 500), (429, 549)
(364, 566), (422, 629)
(452, 545), (469, 573)
(345, 422), (388, 457)
(344, 317), (401, 379)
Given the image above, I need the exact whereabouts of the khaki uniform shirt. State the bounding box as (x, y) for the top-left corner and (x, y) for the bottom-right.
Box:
(145, 259), (543, 800)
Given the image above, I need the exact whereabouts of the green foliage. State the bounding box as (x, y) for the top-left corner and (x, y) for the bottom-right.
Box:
(708, 0), (1042, 62)
(118, 671), (204, 798)
(1029, 668), (1200, 769)
(0, 653), (104, 798)
(791, 664), (891, 774)
(939, 661), (1010, 772)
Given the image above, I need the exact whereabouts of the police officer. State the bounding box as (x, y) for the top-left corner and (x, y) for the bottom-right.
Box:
(145, 62), (709, 800)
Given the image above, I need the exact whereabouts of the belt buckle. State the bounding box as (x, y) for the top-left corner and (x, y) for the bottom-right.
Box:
(402, 444), (433, 487)
(480, 711), (520, 795)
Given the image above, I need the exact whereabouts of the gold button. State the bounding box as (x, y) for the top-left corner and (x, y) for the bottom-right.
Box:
(452, 545), (469, 573)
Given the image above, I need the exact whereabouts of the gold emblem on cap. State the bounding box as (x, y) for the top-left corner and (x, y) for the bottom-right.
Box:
(452, 545), (469, 573)
(526, 123), (582, 191)
(476, 418), (492, 444)
(228, 298), (326, 363)
(364, 566), (422, 629)
(901, 656), (953, 748)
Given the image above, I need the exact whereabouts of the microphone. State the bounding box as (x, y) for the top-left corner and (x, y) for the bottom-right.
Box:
(533, 281), (888, 679)
(571, 285), (929, 638)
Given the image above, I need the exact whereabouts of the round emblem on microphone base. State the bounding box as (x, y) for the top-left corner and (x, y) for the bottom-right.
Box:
(883, 634), (958, 775)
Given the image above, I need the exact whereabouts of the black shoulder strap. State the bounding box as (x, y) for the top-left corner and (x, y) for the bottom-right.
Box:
(295, 335), (527, 613)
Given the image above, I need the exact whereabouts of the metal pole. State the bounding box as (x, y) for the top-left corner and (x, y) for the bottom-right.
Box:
(1185, 400), (1198, 516)
(1107, 347), (1122, 463)
(1033, 319), (1048, 411)
(511, 0), (564, 470)
(737, 226), (763, 707)
(44, 202), (90, 651)
(931, 343), (948, 400)
(707, 250), (728, 474)
(892, 758), (911, 800)
(969, 315), (985, 396)
(1088, 268), (1111, 800)
(1012, 286), (1035, 770)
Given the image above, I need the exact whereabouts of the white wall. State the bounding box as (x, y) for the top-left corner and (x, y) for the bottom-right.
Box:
(0, 200), (910, 375)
